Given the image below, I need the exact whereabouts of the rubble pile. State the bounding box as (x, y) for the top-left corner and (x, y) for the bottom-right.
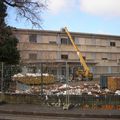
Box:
(13, 81), (119, 96)
(12, 73), (55, 85)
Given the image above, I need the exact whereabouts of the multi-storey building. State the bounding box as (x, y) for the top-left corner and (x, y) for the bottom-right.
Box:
(13, 28), (120, 79)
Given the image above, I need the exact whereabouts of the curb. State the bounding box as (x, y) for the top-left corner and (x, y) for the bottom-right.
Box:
(0, 110), (120, 118)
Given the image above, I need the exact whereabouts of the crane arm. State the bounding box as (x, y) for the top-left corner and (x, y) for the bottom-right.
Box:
(64, 27), (90, 76)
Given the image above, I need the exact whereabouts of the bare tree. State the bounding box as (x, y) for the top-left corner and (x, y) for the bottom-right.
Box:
(3, 0), (47, 28)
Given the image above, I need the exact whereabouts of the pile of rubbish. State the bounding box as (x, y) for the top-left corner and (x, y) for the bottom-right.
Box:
(12, 73), (55, 85)
(14, 82), (120, 96)
(44, 83), (119, 96)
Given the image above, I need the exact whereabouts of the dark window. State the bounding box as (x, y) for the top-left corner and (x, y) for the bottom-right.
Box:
(83, 56), (86, 60)
(117, 59), (120, 64)
(110, 42), (115, 47)
(49, 41), (56, 44)
(29, 53), (37, 60)
(102, 58), (108, 60)
(61, 54), (68, 60)
(29, 34), (37, 43)
(61, 37), (73, 45)
(61, 38), (68, 44)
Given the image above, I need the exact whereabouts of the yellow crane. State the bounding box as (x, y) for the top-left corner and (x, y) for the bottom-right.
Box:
(63, 27), (93, 80)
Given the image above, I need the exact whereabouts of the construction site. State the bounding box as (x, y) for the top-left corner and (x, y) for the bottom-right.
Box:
(0, 27), (120, 111)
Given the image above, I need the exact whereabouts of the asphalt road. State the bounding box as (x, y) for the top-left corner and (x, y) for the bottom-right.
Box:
(0, 113), (120, 120)
(0, 104), (120, 120)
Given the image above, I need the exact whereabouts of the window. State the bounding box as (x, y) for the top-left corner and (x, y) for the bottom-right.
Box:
(29, 53), (37, 60)
(110, 42), (116, 47)
(61, 37), (73, 45)
(102, 58), (108, 60)
(49, 41), (56, 44)
(29, 34), (37, 43)
(61, 38), (68, 44)
(83, 56), (86, 60)
(117, 59), (120, 64)
(61, 54), (68, 60)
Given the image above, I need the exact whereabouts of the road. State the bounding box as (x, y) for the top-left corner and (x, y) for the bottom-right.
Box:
(0, 113), (120, 120)
(0, 104), (120, 120)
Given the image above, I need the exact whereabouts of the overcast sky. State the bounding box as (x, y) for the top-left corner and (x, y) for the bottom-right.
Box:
(7, 0), (120, 35)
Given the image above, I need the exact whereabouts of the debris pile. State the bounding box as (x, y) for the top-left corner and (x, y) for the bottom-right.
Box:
(12, 73), (55, 85)
(12, 81), (119, 96)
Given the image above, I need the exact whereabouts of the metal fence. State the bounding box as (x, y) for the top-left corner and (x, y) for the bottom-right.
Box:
(0, 62), (79, 92)
(0, 63), (120, 110)
(0, 63), (21, 92)
(1, 62), (120, 90)
(0, 93), (120, 110)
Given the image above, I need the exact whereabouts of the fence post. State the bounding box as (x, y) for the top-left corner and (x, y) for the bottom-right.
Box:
(1, 62), (4, 92)
(40, 63), (43, 95)
(66, 61), (69, 105)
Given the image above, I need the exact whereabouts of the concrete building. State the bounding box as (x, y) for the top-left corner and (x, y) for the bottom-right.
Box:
(13, 28), (120, 79)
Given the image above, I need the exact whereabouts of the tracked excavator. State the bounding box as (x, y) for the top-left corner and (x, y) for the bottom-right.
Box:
(63, 27), (93, 80)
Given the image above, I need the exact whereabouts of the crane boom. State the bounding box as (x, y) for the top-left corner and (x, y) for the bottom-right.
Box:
(64, 27), (90, 76)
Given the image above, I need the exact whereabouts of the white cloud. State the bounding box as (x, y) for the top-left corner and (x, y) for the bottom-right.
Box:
(80, 0), (120, 17)
(48, 0), (66, 14)
(47, 0), (78, 14)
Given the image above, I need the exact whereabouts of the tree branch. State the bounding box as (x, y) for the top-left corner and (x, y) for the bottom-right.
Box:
(3, 0), (47, 28)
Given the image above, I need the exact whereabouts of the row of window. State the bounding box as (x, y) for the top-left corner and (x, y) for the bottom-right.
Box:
(27, 66), (118, 75)
(29, 34), (72, 45)
(29, 53), (69, 60)
(29, 53), (119, 62)
(29, 34), (116, 47)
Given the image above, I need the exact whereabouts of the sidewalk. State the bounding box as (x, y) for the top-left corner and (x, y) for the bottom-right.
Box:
(0, 104), (120, 118)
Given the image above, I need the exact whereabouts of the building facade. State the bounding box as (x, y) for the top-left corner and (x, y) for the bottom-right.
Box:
(13, 28), (120, 79)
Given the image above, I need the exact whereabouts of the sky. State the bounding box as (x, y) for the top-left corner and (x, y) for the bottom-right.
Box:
(6, 0), (120, 36)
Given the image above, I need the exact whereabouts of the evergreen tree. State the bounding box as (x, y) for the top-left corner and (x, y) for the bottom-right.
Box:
(0, 0), (20, 64)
